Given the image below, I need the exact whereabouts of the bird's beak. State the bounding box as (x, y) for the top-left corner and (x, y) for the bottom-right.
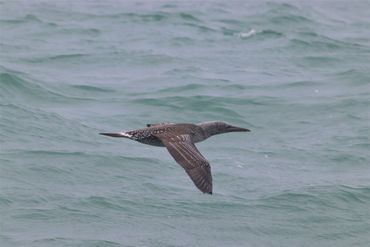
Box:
(227, 125), (250, 132)
(100, 132), (126, 137)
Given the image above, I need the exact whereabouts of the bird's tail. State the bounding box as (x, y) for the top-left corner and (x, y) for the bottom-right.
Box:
(99, 132), (132, 138)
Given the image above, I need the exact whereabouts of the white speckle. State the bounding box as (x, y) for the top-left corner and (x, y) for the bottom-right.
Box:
(120, 132), (132, 137)
(237, 29), (256, 39)
(264, 154), (269, 158)
(314, 89), (319, 93)
(237, 164), (243, 168)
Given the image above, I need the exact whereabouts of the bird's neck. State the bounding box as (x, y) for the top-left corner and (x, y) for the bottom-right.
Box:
(198, 122), (221, 139)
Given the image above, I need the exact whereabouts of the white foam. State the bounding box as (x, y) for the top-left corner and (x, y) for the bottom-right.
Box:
(237, 29), (256, 39)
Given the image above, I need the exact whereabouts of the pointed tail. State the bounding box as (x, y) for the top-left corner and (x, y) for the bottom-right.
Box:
(99, 132), (132, 138)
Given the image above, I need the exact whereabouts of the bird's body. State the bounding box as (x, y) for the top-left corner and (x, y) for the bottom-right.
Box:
(100, 121), (250, 194)
(123, 123), (206, 147)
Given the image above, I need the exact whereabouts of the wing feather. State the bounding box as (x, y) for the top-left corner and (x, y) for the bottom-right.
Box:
(154, 133), (212, 194)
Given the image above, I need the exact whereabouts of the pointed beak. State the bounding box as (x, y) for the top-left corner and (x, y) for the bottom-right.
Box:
(227, 125), (250, 132)
(99, 132), (126, 137)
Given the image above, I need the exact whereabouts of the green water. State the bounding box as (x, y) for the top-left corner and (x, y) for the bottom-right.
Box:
(1, 1), (370, 246)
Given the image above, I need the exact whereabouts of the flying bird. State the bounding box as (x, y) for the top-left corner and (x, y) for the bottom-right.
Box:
(100, 121), (250, 194)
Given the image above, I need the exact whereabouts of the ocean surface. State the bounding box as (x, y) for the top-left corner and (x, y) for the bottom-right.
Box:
(1, 1), (370, 246)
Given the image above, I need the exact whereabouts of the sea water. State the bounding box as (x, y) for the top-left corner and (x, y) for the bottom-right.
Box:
(1, 1), (370, 246)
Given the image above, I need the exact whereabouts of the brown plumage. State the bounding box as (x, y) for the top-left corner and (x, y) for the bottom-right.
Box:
(100, 121), (250, 194)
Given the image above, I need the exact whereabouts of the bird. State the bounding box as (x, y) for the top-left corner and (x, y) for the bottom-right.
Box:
(100, 121), (250, 194)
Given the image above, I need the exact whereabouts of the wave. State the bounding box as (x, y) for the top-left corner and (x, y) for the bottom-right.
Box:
(31, 238), (121, 247)
(91, 11), (203, 24)
(0, 14), (42, 24)
(70, 85), (115, 93)
(259, 185), (370, 212)
(0, 68), (101, 103)
(0, 102), (98, 149)
(269, 14), (312, 25)
(0, 13), (59, 29)
(289, 35), (368, 52)
(0, 71), (66, 103)
(131, 95), (260, 118)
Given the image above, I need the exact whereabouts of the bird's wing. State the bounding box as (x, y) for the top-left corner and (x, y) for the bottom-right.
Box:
(153, 133), (212, 194)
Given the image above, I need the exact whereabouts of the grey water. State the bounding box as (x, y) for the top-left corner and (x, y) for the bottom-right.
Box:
(1, 1), (370, 246)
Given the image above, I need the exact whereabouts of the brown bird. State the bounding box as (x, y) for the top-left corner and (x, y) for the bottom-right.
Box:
(100, 121), (250, 194)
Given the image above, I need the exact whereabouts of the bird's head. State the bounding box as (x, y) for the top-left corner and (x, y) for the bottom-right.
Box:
(198, 121), (250, 137)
